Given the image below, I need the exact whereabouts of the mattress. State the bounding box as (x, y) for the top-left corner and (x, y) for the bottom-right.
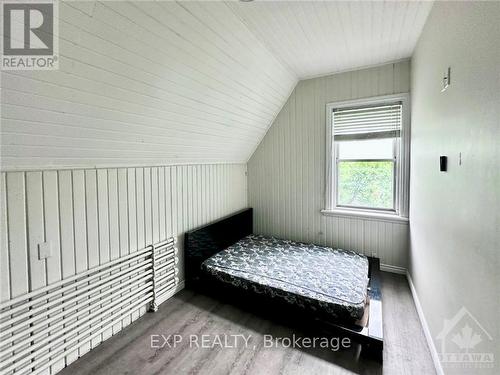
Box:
(201, 235), (369, 322)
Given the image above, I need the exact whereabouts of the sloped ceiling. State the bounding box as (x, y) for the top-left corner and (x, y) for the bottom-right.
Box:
(0, 1), (433, 170)
(0, 1), (296, 170)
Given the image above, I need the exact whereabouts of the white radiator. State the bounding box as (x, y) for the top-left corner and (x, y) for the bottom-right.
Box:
(151, 238), (179, 311)
(0, 238), (178, 375)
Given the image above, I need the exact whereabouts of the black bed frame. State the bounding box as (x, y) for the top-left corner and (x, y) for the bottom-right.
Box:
(184, 208), (383, 360)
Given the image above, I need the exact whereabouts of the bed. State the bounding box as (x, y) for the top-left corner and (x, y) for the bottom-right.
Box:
(202, 234), (369, 322)
(185, 208), (383, 359)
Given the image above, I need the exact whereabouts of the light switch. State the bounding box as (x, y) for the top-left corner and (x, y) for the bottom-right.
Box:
(38, 242), (52, 260)
(441, 67), (451, 92)
(440, 156), (448, 172)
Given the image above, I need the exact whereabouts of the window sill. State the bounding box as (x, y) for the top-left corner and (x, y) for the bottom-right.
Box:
(321, 209), (409, 224)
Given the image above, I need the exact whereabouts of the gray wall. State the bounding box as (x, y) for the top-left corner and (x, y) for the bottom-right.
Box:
(248, 61), (411, 269)
(410, 1), (500, 373)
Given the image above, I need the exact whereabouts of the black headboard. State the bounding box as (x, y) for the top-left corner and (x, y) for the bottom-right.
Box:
(184, 208), (253, 284)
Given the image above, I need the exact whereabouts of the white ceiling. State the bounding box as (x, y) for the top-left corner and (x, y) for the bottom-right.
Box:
(1, 1), (297, 169)
(227, 1), (434, 79)
(1, 1), (434, 169)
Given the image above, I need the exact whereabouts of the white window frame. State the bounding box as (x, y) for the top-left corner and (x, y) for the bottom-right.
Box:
(322, 93), (410, 223)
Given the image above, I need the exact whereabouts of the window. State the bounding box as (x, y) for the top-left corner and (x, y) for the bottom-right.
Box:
(324, 94), (410, 221)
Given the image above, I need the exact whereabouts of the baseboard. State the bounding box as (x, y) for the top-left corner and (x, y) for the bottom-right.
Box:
(406, 271), (444, 375)
(380, 263), (407, 274)
(161, 272), (445, 374)
(379, 265), (444, 374)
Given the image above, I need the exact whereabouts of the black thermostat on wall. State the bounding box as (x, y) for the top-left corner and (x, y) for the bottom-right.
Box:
(440, 156), (447, 172)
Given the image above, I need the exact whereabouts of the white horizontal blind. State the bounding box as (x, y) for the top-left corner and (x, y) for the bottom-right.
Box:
(333, 103), (402, 140)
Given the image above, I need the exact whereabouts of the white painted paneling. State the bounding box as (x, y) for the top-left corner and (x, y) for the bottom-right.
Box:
(26, 172), (46, 290)
(0, 163), (247, 371)
(59, 170), (76, 277)
(248, 62), (410, 268)
(228, 1), (433, 79)
(1, 164), (246, 300)
(0, 1), (296, 170)
(0, 174), (10, 301)
(5, 172), (29, 298)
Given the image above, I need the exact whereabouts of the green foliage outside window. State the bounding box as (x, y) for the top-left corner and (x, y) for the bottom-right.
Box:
(338, 161), (394, 209)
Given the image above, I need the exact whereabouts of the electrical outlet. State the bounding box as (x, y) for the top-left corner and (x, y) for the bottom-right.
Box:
(38, 242), (52, 260)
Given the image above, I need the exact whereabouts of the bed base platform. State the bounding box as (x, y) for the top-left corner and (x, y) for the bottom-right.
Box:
(185, 208), (383, 360)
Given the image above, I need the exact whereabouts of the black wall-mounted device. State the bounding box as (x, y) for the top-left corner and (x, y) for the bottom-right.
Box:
(440, 156), (447, 172)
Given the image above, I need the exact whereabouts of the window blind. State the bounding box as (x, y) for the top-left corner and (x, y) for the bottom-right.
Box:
(333, 102), (402, 140)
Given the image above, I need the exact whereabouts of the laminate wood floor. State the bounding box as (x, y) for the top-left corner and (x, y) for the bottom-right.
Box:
(59, 272), (435, 375)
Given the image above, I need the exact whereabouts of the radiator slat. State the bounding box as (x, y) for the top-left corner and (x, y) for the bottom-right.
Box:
(150, 240), (178, 312)
(27, 294), (153, 375)
(1, 276), (152, 353)
(0, 259), (152, 331)
(0, 247), (153, 310)
(0, 251), (152, 321)
(155, 251), (175, 263)
(154, 259), (176, 275)
(4, 283), (153, 368)
(1, 237), (178, 375)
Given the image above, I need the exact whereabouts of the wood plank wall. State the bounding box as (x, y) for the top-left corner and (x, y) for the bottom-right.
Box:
(248, 61), (411, 269)
(0, 1), (296, 170)
(0, 163), (247, 372)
